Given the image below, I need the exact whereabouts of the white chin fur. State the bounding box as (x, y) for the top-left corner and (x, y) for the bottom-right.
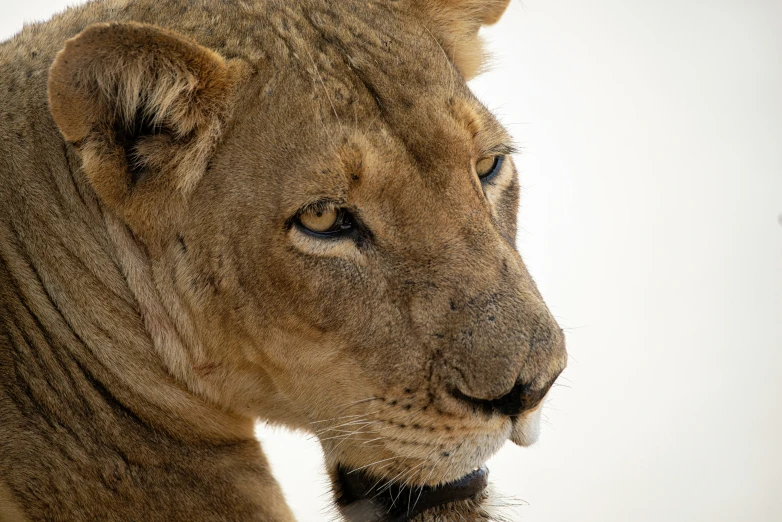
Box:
(510, 405), (542, 447)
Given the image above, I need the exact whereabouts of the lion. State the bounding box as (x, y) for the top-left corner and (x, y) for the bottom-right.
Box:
(0, 0), (567, 520)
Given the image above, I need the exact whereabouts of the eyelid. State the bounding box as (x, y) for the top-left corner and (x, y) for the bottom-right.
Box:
(298, 198), (345, 216)
(483, 143), (517, 157)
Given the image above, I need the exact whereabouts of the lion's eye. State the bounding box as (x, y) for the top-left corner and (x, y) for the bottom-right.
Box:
(297, 207), (354, 236)
(476, 155), (503, 181)
(299, 208), (338, 233)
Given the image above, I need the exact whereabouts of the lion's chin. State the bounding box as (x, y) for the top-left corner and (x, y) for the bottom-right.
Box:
(336, 465), (489, 522)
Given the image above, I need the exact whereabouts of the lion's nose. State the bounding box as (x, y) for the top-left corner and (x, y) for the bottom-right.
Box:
(452, 374), (559, 417)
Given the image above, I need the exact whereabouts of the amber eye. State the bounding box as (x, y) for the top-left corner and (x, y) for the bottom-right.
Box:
(299, 208), (338, 233)
(476, 155), (504, 181)
(296, 207), (356, 237)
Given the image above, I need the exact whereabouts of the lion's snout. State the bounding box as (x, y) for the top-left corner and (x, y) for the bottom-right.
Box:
(428, 259), (567, 421)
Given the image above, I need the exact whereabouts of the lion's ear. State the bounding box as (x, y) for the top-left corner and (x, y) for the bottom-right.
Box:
(48, 22), (243, 243)
(413, 0), (511, 80)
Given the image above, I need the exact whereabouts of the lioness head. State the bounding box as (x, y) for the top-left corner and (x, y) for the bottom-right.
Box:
(48, 0), (566, 519)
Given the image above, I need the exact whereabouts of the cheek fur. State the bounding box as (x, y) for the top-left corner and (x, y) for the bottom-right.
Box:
(490, 177), (520, 244)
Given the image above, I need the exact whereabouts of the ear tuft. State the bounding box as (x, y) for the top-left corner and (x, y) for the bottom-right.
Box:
(413, 0), (511, 80)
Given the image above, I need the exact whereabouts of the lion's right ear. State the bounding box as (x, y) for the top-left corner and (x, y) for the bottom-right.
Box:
(49, 22), (245, 243)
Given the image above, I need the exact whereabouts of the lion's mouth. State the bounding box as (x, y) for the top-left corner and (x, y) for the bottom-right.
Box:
(335, 464), (489, 522)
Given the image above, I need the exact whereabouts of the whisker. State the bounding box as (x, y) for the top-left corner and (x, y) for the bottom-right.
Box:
(319, 423), (379, 442)
(314, 419), (375, 436)
(389, 462), (426, 511)
(322, 423), (382, 462)
(330, 396), (382, 412)
(411, 457), (439, 515)
(309, 413), (369, 426)
(374, 465), (412, 497)
(346, 455), (401, 475)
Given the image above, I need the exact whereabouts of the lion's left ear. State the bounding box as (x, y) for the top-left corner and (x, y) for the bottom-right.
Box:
(49, 22), (245, 243)
(412, 0), (511, 80)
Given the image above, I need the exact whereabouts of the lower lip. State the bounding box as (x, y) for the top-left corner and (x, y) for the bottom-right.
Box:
(338, 465), (489, 521)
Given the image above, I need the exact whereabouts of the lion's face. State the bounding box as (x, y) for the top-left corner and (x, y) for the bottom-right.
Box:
(48, 0), (565, 518)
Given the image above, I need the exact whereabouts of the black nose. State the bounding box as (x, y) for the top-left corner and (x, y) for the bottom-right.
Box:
(452, 376), (557, 417)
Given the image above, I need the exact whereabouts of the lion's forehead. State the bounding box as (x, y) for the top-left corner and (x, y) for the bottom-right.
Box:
(261, 0), (454, 93)
(245, 0), (483, 139)
(189, 0), (505, 191)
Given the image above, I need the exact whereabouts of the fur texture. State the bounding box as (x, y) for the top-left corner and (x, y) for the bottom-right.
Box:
(0, 0), (565, 520)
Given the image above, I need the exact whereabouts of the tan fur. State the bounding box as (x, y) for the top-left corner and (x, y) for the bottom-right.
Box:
(0, 482), (29, 522)
(0, 1), (565, 521)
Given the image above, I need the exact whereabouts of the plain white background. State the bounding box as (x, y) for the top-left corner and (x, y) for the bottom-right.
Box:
(2, 1), (781, 521)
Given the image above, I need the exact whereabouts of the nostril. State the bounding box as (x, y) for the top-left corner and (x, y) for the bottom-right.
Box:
(452, 377), (555, 417)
